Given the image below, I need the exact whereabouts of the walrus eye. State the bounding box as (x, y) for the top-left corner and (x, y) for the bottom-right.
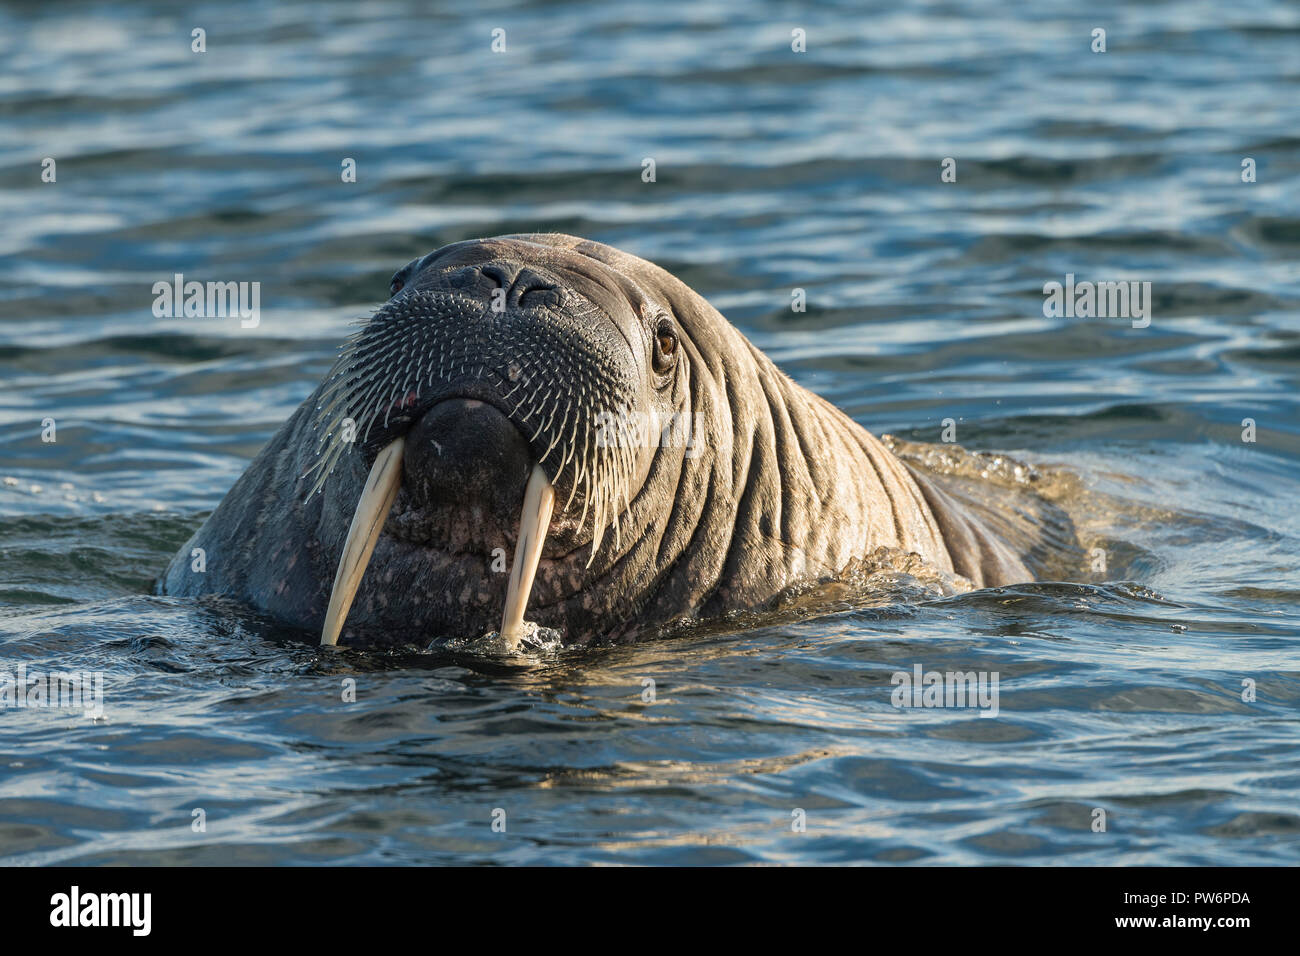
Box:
(389, 278), (405, 297)
(653, 322), (677, 373)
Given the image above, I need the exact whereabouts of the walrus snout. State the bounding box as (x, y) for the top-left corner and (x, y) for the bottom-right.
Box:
(317, 394), (557, 649)
(399, 398), (532, 533)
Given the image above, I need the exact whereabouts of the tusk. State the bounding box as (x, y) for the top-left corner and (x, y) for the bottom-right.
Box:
(499, 463), (555, 651)
(320, 437), (406, 647)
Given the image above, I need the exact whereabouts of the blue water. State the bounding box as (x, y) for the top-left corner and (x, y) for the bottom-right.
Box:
(1, 0), (1298, 864)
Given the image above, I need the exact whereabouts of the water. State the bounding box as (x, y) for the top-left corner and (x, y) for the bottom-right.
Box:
(1, 0), (1298, 865)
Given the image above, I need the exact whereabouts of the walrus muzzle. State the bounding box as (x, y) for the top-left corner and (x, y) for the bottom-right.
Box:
(319, 402), (554, 649)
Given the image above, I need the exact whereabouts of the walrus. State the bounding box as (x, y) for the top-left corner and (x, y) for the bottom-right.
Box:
(158, 234), (1033, 648)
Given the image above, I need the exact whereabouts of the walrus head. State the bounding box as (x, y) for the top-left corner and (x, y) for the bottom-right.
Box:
(303, 236), (692, 647)
(160, 234), (1033, 650)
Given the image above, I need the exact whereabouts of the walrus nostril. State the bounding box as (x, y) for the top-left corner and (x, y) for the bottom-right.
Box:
(509, 267), (559, 308)
(479, 263), (514, 289)
(478, 263), (559, 309)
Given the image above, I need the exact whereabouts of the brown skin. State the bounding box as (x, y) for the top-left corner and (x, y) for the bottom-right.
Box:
(159, 234), (1031, 646)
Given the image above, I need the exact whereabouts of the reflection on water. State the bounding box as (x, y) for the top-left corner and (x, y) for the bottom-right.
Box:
(1, 0), (1298, 864)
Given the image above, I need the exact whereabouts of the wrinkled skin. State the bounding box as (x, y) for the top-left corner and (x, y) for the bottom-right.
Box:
(159, 234), (1031, 645)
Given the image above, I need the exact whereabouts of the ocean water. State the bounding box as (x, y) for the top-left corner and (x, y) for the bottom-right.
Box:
(1, 0), (1298, 865)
